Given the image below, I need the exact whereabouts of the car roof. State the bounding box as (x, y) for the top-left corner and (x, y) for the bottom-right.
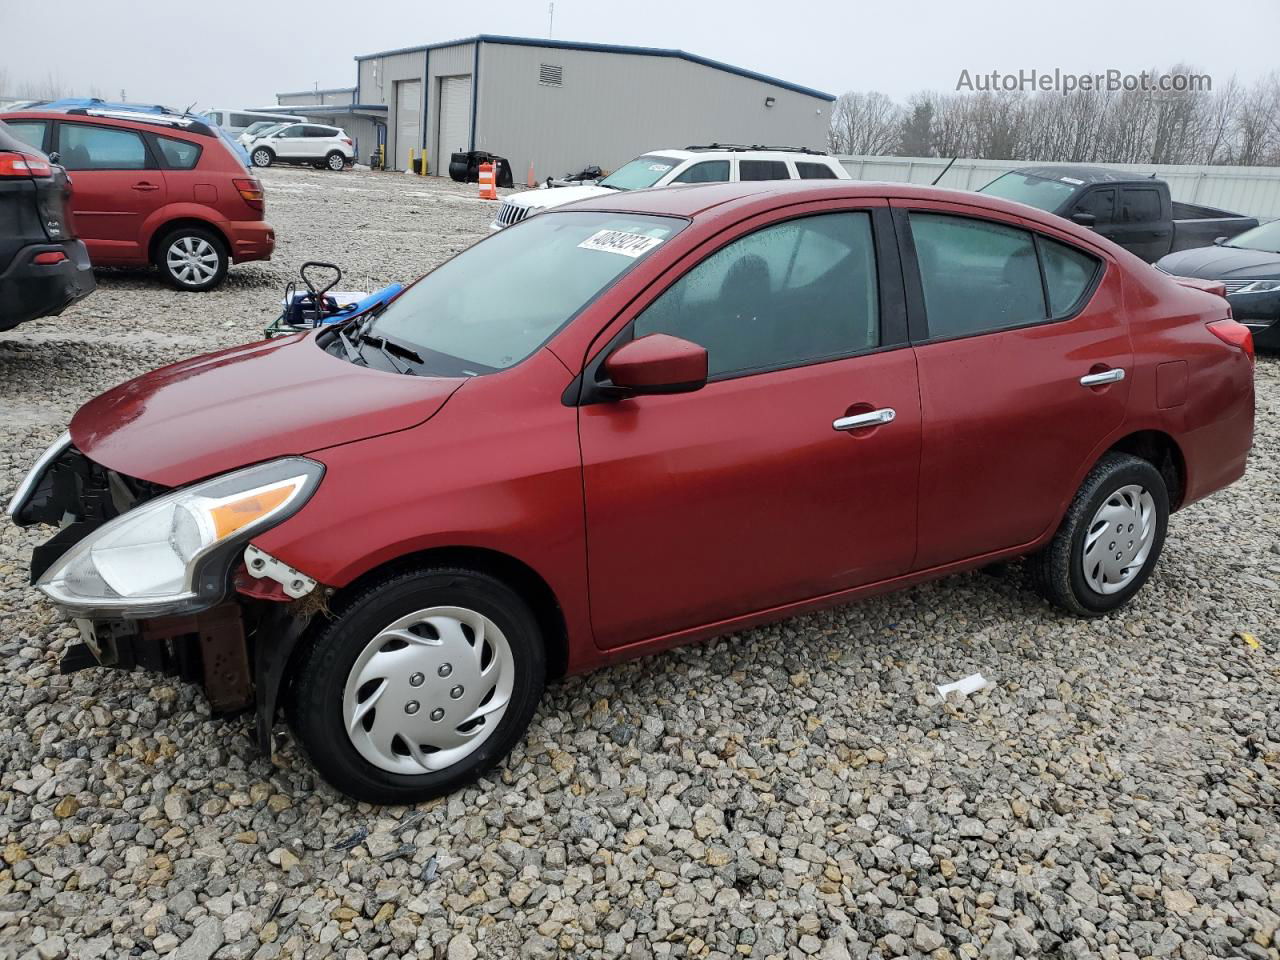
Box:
(567, 180), (1116, 248)
(1016, 164), (1155, 185)
(1, 107), (216, 138)
(638, 148), (835, 164)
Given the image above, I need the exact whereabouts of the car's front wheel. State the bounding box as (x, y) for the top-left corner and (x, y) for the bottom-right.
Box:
(287, 567), (546, 804)
(1029, 452), (1169, 617)
(156, 226), (228, 291)
(251, 147), (274, 167)
(325, 151), (345, 171)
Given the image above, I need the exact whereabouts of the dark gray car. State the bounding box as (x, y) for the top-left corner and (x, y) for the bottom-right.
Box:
(1156, 221), (1280, 349)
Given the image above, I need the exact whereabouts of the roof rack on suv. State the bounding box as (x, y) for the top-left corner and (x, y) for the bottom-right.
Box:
(67, 108), (215, 137)
(684, 143), (828, 155)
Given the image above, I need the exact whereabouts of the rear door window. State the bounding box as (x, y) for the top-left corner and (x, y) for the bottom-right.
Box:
(4, 120), (48, 152)
(154, 135), (202, 170)
(738, 160), (790, 181)
(1120, 188), (1161, 223)
(796, 161), (838, 180)
(672, 160), (729, 184)
(57, 123), (151, 170)
(304, 126), (334, 138)
(909, 213), (1047, 339)
(1039, 237), (1101, 316)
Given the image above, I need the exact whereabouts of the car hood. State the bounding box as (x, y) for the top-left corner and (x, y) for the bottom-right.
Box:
(70, 335), (464, 487)
(1157, 245), (1280, 280)
(508, 184), (615, 211)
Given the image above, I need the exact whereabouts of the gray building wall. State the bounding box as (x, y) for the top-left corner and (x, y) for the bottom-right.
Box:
(354, 37), (832, 176)
(475, 43), (831, 182)
(357, 50), (432, 169)
(277, 88), (356, 107)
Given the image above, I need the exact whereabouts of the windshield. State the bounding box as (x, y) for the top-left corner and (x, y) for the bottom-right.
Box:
(599, 154), (682, 191)
(1223, 219), (1280, 254)
(367, 211), (684, 374)
(979, 172), (1078, 213)
(244, 121), (280, 137)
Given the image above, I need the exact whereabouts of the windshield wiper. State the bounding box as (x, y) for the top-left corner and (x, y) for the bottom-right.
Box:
(334, 325), (364, 364)
(359, 334), (412, 375)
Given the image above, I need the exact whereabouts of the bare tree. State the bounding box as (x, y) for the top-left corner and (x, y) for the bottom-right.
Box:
(828, 91), (902, 155)
(830, 64), (1280, 167)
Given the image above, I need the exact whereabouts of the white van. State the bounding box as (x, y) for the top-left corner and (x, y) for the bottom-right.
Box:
(203, 108), (306, 137)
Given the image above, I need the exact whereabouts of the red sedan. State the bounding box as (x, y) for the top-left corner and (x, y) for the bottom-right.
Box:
(7, 181), (1254, 803)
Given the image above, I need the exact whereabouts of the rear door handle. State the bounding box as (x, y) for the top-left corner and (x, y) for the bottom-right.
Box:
(833, 408), (896, 431)
(1080, 368), (1126, 387)
(132, 182), (160, 192)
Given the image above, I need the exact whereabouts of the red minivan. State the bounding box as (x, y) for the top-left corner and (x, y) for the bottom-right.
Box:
(7, 181), (1254, 803)
(0, 107), (273, 290)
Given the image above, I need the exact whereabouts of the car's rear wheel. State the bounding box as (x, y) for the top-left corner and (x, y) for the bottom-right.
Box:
(251, 147), (273, 168)
(325, 151), (345, 171)
(287, 567), (546, 804)
(156, 226), (228, 291)
(1029, 452), (1169, 617)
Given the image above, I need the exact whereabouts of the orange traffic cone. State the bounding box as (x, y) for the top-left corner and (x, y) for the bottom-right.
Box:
(526, 162), (537, 188)
(478, 162), (497, 200)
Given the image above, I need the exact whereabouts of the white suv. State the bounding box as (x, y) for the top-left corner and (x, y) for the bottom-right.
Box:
(491, 145), (849, 229)
(248, 123), (354, 171)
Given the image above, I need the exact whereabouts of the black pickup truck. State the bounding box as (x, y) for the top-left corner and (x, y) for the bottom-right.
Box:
(979, 164), (1259, 263)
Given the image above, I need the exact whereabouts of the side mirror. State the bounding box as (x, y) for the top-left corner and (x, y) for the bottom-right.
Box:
(48, 151), (61, 165)
(1070, 212), (1097, 228)
(602, 333), (708, 396)
(1213, 236), (1228, 246)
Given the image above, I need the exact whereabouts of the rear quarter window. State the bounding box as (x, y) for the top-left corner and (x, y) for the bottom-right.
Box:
(154, 135), (202, 170)
(796, 161), (838, 180)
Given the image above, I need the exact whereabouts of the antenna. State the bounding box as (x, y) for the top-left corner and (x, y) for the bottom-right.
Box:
(548, 1), (554, 38)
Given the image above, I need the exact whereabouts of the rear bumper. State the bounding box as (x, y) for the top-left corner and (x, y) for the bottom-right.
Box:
(226, 220), (275, 264)
(0, 240), (96, 332)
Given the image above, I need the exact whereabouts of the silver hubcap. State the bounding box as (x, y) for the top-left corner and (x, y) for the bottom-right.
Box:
(165, 236), (218, 285)
(328, 153), (343, 169)
(342, 606), (514, 775)
(1082, 484), (1156, 594)
(253, 150), (270, 165)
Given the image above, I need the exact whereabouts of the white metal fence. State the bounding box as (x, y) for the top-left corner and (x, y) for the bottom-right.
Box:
(837, 155), (1280, 221)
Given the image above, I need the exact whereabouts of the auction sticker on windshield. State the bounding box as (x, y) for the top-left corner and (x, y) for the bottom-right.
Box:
(578, 230), (666, 258)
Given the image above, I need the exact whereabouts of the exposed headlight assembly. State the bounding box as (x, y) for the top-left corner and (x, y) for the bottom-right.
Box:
(37, 457), (323, 617)
(1234, 279), (1280, 294)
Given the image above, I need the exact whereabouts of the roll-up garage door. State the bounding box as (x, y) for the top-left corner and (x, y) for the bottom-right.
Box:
(395, 79), (421, 170)
(437, 75), (472, 171)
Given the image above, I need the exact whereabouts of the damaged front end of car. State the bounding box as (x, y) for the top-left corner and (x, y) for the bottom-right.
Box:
(7, 433), (326, 752)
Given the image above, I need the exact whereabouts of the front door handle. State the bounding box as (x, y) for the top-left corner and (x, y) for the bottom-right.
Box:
(833, 408), (896, 431)
(1080, 368), (1126, 387)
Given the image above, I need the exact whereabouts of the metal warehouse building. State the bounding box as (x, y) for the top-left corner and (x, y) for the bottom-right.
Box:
(353, 34), (835, 176)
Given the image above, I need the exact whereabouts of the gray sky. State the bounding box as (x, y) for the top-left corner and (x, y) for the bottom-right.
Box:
(2, 0), (1277, 108)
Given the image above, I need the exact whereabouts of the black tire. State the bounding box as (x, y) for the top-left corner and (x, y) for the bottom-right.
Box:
(325, 151), (345, 171)
(287, 567), (546, 804)
(251, 147), (274, 168)
(154, 226), (228, 291)
(1028, 452), (1169, 617)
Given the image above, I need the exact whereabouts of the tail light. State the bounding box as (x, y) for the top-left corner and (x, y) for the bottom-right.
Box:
(33, 251), (68, 265)
(232, 177), (265, 211)
(0, 152), (53, 178)
(1207, 318), (1254, 363)
(341, 138), (353, 147)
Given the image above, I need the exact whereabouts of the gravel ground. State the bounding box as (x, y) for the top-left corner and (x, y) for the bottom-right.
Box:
(1, 166), (1278, 960)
